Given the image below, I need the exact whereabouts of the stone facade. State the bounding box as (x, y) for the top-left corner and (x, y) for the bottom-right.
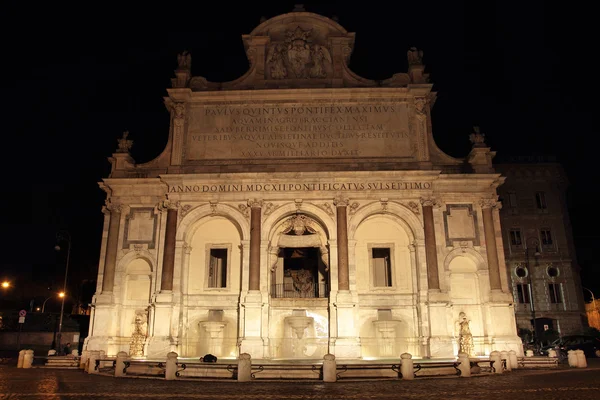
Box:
(85, 10), (523, 359)
(495, 161), (586, 340)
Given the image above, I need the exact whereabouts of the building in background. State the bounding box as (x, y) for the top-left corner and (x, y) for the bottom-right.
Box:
(496, 159), (587, 344)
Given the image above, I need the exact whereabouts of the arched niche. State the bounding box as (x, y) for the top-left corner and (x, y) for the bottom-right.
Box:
(177, 203), (249, 242)
(122, 258), (153, 305)
(354, 214), (413, 292)
(348, 201), (423, 242)
(267, 211), (331, 298)
(187, 216), (242, 294)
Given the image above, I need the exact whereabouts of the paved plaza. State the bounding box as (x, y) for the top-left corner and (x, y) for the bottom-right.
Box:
(1, 361), (599, 400)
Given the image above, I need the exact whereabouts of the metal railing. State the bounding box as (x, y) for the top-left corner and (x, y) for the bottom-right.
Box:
(270, 282), (329, 298)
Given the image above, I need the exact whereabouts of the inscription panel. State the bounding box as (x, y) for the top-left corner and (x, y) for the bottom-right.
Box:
(185, 103), (413, 162)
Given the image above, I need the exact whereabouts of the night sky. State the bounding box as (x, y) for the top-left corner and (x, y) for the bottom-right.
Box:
(2, 2), (599, 310)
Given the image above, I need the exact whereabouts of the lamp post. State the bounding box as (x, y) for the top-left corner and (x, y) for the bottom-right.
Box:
(583, 287), (599, 326)
(525, 238), (541, 350)
(55, 230), (71, 355)
(41, 296), (52, 313)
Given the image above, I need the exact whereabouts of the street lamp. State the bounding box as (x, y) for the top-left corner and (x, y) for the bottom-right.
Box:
(525, 238), (541, 350)
(1, 281), (9, 289)
(55, 230), (71, 355)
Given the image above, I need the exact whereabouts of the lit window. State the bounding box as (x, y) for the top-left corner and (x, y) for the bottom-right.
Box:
(540, 229), (553, 245)
(516, 284), (531, 303)
(371, 247), (392, 287)
(208, 248), (228, 288)
(535, 192), (547, 210)
(549, 283), (562, 303)
(509, 229), (522, 246)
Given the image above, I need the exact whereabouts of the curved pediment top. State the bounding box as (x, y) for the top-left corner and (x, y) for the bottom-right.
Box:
(248, 11), (350, 38)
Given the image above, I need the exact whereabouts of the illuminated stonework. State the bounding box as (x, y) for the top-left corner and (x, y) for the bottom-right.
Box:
(86, 9), (523, 359)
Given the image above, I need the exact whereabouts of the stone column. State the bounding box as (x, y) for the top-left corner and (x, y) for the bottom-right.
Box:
(334, 198), (350, 291)
(102, 204), (123, 293)
(248, 200), (263, 291)
(160, 204), (178, 292)
(480, 199), (501, 290)
(420, 198), (440, 290)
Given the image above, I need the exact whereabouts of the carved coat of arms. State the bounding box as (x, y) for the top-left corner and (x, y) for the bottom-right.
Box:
(266, 26), (332, 79)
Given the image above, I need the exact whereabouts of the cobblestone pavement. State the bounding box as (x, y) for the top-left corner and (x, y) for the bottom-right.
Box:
(1, 362), (599, 400)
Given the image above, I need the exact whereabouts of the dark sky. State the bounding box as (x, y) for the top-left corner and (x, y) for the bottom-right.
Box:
(1, 2), (599, 306)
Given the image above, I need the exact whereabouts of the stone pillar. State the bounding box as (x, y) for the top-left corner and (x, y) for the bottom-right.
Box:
(17, 349), (25, 368)
(500, 350), (511, 371)
(160, 205), (178, 292)
(525, 349), (534, 357)
(508, 350), (518, 369)
(480, 199), (501, 290)
(576, 349), (587, 368)
(102, 204), (122, 293)
(490, 351), (503, 374)
(457, 352), (471, 377)
(548, 349), (557, 358)
(165, 351), (178, 380)
(334, 198), (349, 291)
(115, 351), (128, 377)
(323, 354), (336, 382)
(400, 353), (414, 380)
(237, 353), (252, 382)
(248, 200), (263, 291)
(420, 198), (440, 290)
(23, 350), (33, 369)
(567, 350), (578, 367)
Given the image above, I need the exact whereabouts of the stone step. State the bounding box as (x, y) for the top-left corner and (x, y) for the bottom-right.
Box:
(38, 365), (80, 369)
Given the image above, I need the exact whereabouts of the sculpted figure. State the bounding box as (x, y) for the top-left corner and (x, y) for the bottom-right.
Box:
(457, 312), (474, 356)
(267, 44), (287, 79)
(116, 131), (133, 153)
(407, 46), (424, 65)
(129, 310), (148, 357)
(177, 51), (192, 69)
(310, 44), (331, 78)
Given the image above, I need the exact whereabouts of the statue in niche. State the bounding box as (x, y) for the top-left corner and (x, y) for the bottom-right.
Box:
(129, 310), (148, 357)
(267, 44), (288, 79)
(116, 131), (133, 153)
(457, 312), (474, 356)
(177, 51), (192, 70)
(407, 46), (424, 66)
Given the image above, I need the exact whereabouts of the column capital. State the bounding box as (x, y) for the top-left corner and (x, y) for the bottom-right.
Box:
(157, 200), (179, 212)
(247, 199), (264, 209)
(479, 198), (501, 210)
(333, 197), (349, 207)
(419, 197), (439, 208)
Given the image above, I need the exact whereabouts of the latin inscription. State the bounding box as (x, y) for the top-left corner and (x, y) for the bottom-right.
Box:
(186, 103), (412, 160)
(168, 181), (432, 193)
